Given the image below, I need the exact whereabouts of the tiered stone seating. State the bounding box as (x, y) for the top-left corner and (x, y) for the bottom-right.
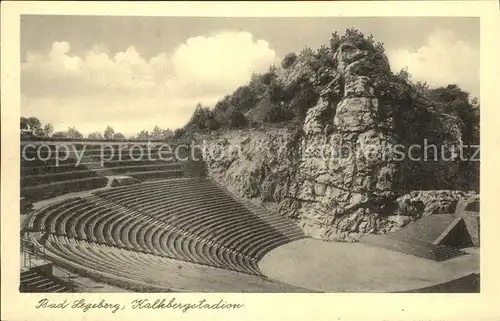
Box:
(27, 192), (262, 275)
(94, 179), (304, 260)
(20, 141), (203, 203)
(84, 144), (199, 180)
(23, 162), (308, 291)
(23, 170), (102, 186)
(22, 177), (109, 203)
(21, 158), (89, 176)
(20, 268), (75, 293)
(87, 146), (187, 164)
(34, 235), (309, 292)
(237, 199), (305, 240)
(27, 198), (84, 232)
(21, 144), (106, 202)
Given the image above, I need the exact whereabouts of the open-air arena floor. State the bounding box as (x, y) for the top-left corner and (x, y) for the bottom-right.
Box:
(259, 238), (479, 292)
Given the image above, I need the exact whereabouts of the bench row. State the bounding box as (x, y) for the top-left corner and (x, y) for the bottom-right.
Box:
(28, 196), (277, 274)
(36, 235), (307, 292)
(94, 180), (301, 259)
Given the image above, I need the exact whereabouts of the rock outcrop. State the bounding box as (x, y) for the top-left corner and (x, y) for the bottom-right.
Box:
(394, 190), (478, 218)
(202, 32), (478, 242)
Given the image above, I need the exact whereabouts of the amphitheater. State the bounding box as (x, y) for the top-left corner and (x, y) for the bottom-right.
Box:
(20, 139), (479, 293)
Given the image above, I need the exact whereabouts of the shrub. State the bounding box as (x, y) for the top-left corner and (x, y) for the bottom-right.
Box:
(173, 128), (185, 138)
(262, 103), (294, 123)
(231, 85), (258, 113)
(316, 45), (335, 68)
(329, 28), (385, 54)
(248, 73), (268, 96)
(52, 131), (69, 138)
(204, 115), (220, 131)
(225, 106), (248, 129)
(186, 104), (220, 132)
(281, 52), (297, 69)
(267, 81), (293, 104)
(290, 83), (319, 120)
(260, 72), (275, 86)
(299, 47), (314, 60)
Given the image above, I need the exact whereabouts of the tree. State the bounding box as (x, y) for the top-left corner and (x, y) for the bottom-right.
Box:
(150, 126), (173, 140)
(330, 28), (385, 54)
(103, 126), (115, 140)
(203, 113), (220, 131)
(87, 132), (103, 140)
(263, 103), (294, 123)
(290, 82), (319, 120)
(268, 81), (286, 104)
(224, 105), (247, 129)
(395, 67), (411, 82)
(67, 127), (83, 139)
(162, 129), (173, 138)
(27, 117), (43, 135)
(187, 103), (205, 127)
(151, 126), (162, 140)
(299, 47), (314, 60)
(424, 84), (480, 191)
(136, 130), (150, 141)
(173, 128), (185, 139)
(52, 131), (69, 138)
(268, 64), (279, 76)
(316, 45), (334, 68)
(428, 84), (479, 146)
(20, 117), (29, 130)
(43, 124), (54, 137)
(187, 103), (220, 132)
(20, 117), (44, 136)
(248, 73), (268, 98)
(281, 52), (297, 69)
(413, 81), (430, 98)
(113, 132), (126, 141)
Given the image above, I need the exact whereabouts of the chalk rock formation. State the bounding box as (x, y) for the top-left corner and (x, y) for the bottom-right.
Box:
(203, 33), (475, 242)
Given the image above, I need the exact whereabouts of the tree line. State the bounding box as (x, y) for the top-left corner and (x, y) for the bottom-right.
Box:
(20, 117), (177, 141)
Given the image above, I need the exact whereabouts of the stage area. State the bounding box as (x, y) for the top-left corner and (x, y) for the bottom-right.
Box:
(259, 238), (479, 292)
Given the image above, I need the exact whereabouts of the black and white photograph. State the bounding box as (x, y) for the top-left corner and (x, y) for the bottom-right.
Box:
(16, 13), (482, 295)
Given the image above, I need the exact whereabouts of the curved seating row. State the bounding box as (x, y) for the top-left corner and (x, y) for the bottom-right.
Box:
(94, 179), (305, 260)
(28, 193), (260, 275)
(21, 158), (88, 176)
(21, 147), (190, 203)
(26, 177), (307, 291)
(22, 170), (100, 187)
(34, 235), (308, 292)
(22, 177), (109, 203)
(22, 164), (183, 187)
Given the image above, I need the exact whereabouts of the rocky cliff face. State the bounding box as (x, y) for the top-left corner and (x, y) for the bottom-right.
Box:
(202, 34), (477, 242)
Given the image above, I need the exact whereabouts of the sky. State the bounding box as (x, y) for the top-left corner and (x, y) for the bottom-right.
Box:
(21, 16), (479, 137)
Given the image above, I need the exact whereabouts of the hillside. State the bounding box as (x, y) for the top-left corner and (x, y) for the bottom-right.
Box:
(182, 28), (480, 241)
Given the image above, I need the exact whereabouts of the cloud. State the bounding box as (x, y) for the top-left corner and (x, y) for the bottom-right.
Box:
(169, 32), (276, 94)
(388, 29), (479, 98)
(21, 32), (278, 135)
